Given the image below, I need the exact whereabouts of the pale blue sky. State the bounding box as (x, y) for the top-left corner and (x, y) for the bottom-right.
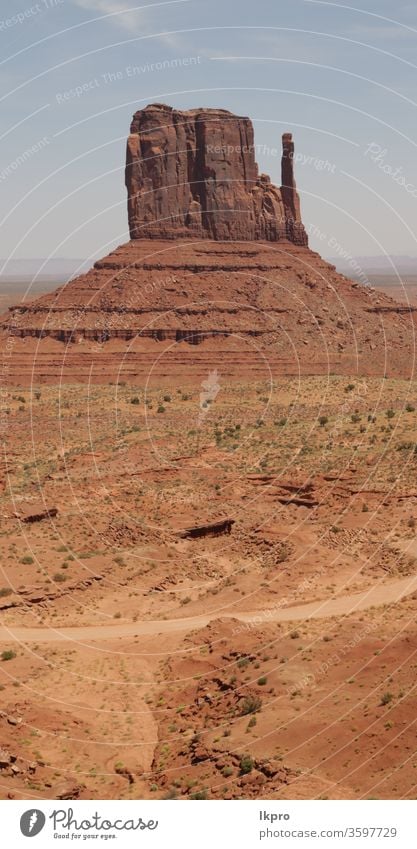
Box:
(1, 0), (417, 268)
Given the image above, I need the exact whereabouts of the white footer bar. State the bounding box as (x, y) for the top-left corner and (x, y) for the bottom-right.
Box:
(2, 800), (414, 847)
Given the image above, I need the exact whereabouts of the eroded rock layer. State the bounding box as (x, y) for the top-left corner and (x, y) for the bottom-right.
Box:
(2, 239), (415, 383)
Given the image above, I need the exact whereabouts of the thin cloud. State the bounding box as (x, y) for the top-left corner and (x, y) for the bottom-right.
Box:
(73, 0), (189, 36)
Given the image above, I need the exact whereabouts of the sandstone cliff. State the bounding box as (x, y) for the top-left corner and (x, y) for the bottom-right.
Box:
(125, 104), (307, 245)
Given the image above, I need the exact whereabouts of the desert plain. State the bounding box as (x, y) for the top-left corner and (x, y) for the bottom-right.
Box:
(1, 366), (417, 800)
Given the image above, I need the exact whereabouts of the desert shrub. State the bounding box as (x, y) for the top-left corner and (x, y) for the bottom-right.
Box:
(406, 403), (415, 412)
(240, 695), (262, 715)
(276, 543), (291, 563)
(1, 650), (16, 661)
(157, 405), (166, 413)
(191, 788), (208, 800)
(386, 409), (395, 419)
(318, 415), (328, 427)
(20, 555), (34, 565)
(164, 788), (178, 800)
(53, 572), (67, 582)
(222, 766), (233, 777)
(130, 396), (140, 405)
(257, 676), (268, 686)
(0, 588), (12, 597)
(240, 755), (254, 774)
(380, 691), (394, 706)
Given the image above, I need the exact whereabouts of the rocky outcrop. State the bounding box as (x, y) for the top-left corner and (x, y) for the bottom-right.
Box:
(177, 518), (235, 539)
(13, 503), (58, 523)
(125, 103), (307, 244)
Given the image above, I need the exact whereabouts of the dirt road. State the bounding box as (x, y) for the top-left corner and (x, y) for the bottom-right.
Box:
(1, 573), (416, 645)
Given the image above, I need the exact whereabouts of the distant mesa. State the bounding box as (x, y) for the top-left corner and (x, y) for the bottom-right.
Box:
(125, 103), (308, 245)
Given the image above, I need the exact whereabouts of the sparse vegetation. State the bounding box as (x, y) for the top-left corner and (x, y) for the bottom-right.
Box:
(1, 650), (16, 661)
(240, 695), (262, 715)
(240, 755), (254, 774)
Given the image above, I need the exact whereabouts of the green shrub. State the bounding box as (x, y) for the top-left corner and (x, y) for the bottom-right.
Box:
(380, 691), (394, 706)
(240, 695), (262, 715)
(1, 650), (16, 661)
(240, 755), (254, 774)
(191, 788), (208, 800)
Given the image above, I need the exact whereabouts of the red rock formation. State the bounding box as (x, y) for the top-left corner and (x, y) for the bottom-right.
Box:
(1, 104), (416, 383)
(125, 103), (308, 245)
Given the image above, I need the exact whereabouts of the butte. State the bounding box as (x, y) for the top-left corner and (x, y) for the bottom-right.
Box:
(1, 103), (415, 385)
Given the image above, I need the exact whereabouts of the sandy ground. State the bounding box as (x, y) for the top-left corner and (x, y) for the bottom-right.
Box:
(1, 372), (417, 801)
